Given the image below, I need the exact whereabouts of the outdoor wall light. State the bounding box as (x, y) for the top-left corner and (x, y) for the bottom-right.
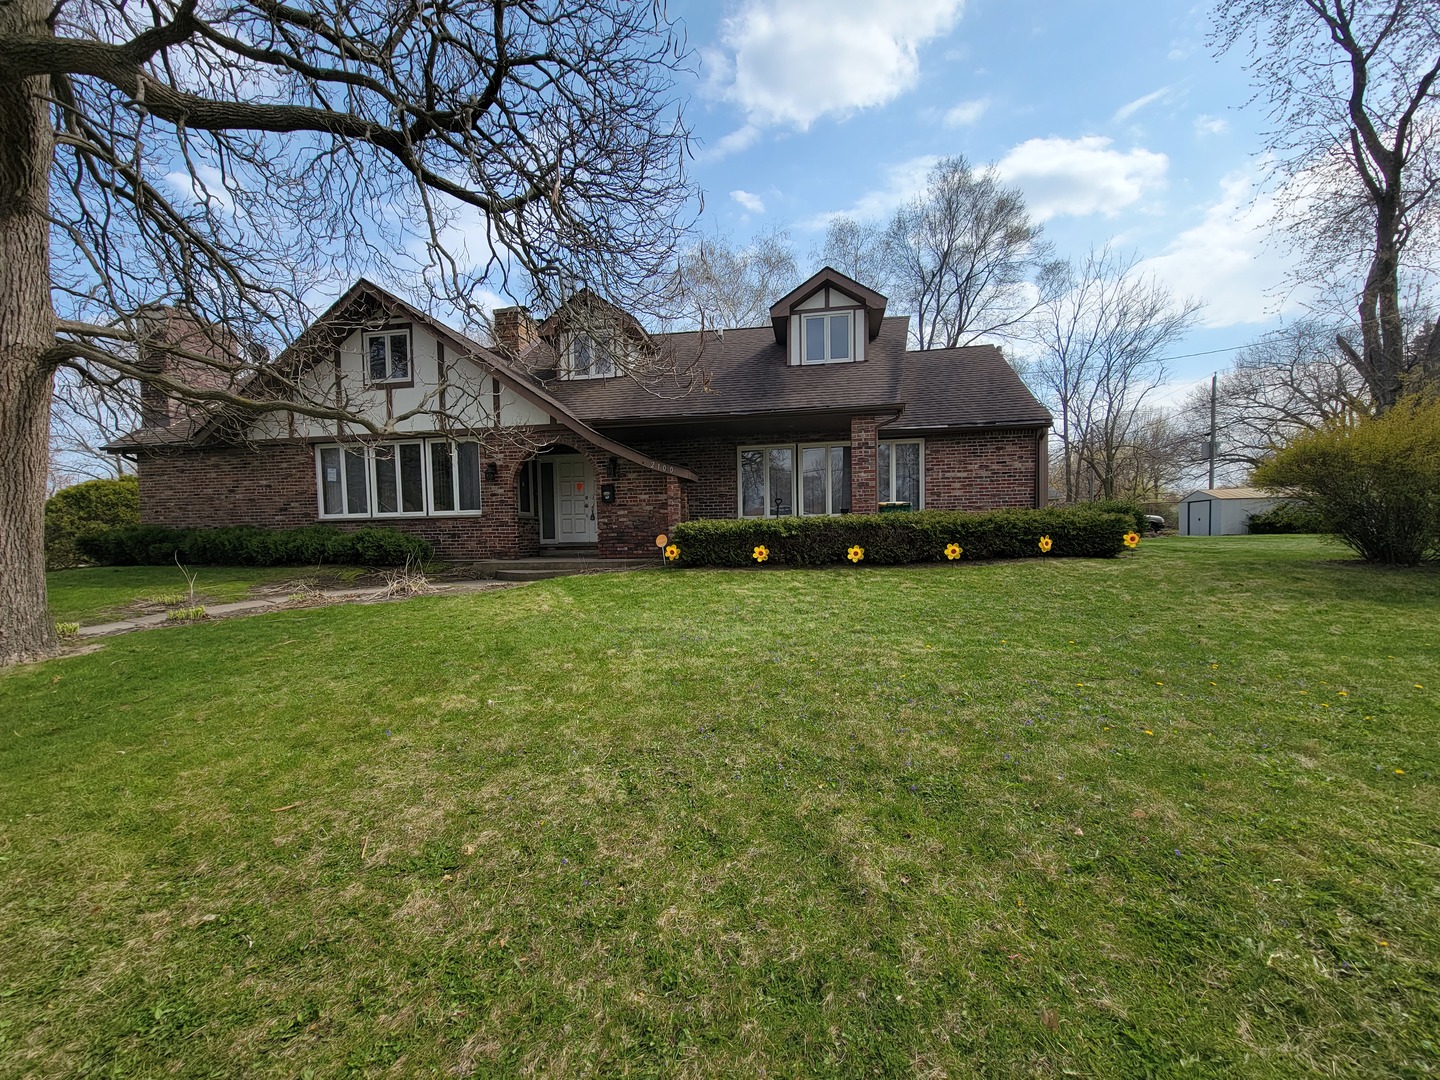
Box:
(608, 456), (619, 479)
(485, 461), (498, 482)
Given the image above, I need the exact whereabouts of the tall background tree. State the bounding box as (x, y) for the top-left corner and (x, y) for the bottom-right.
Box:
(1027, 247), (1202, 502)
(671, 230), (799, 330)
(820, 156), (1055, 350)
(0, 0), (693, 664)
(1212, 0), (1440, 410)
(1179, 320), (1371, 480)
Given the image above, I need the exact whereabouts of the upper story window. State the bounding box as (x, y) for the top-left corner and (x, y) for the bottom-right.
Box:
(365, 328), (411, 385)
(803, 312), (853, 364)
(566, 333), (615, 379)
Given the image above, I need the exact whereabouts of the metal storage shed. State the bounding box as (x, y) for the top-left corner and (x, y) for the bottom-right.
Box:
(1178, 487), (1296, 535)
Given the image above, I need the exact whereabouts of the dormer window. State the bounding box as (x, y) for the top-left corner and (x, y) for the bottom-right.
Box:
(803, 312), (853, 364)
(365, 328), (411, 385)
(566, 333), (615, 379)
(770, 268), (884, 367)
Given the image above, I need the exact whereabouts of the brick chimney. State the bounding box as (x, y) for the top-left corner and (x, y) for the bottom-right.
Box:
(136, 308), (244, 428)
(492, 305), (538, 358)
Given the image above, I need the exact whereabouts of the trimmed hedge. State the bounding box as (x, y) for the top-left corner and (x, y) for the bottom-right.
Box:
(671, 507), (1134, 567)
(75, 524), (432, 567)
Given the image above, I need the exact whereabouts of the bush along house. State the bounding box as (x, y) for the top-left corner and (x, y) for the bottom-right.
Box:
(108, 267), (1053, 560)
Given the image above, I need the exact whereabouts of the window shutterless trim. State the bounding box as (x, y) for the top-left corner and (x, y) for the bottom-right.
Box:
(314, 438), (484, 520)
(736, 443), (797, 518)
(361, 324), (415, 388)
(878, 438), (925, 509)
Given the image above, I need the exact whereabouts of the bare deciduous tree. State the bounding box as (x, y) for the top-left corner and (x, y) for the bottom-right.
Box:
(0, 0), (693, 663)
(820, 157), (1055, 350)
(1028, 247), (1202, 502)
(671, 229), (799, 330)
(1180, 320), (1371, 475)
(1212, 0), (1440, 410)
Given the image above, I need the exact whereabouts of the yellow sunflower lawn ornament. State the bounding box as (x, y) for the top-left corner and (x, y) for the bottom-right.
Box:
(664, 544), (680, 561)
(1038, 535), (1053, 554)
(1123, 531), (1140, 549)
(753, 545), (769, 563)
(944, 543), (962, 560)
(847, 545), (865, 564)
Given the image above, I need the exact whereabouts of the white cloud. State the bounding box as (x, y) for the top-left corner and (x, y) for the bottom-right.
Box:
(1194, 114), (1229, 137)
(1138, 170), (1302, 328)
(731, 189), (766, 214)
(994, 136), (1168, 220)
(710, 0), (965, 129)
(164, 163), (236, 211)
(799, 154), (939, 229)
(943, 97), (990, 128)
(1111, 86), (1173, 125)
(697, 123), (762, 162)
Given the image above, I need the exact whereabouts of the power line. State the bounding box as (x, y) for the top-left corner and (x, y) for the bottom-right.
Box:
(1154, 344), (1250, 362)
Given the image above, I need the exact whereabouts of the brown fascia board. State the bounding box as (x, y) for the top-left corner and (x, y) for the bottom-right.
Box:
(181, 279), (697, 482)
(880, 418), (1053, 434)
(769, 266), (889, 345)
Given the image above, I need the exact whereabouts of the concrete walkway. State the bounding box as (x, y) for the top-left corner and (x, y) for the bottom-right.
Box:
(76, 579), (513, 639)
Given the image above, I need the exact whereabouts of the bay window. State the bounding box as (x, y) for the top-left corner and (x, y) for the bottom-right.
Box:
(316, 439), (483, 519)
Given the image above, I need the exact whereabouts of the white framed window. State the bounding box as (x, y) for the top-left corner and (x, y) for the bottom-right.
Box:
(738, 445), (795, 518)
(317, 445), (371, 517)
(801, 311), (854, 364)
(565, 333), (615, 379)
(365, 328), (412, 385)
(878, 439), (923, 509)
(799, 444), (852, 515)
(315, 439), (483, 519)
(428, 440), (483, 515)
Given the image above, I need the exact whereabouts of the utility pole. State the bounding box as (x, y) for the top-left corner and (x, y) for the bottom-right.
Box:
(1207, 373), (1217, 490)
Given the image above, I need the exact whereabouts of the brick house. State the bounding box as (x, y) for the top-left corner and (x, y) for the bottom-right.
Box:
(110, 267), (1052, 560)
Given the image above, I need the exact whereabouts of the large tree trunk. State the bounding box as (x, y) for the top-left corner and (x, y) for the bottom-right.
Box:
(0, 0), (59, 665)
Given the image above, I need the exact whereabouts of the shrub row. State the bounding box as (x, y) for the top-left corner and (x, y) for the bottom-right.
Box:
(1246, 503), (1326, 534)
(671, 507), (1135, 567)
(75, 524), (432, 567)
(44, 476), (140, 569)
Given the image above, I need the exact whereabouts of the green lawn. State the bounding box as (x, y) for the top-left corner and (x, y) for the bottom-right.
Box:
(3, 536), (1437, 1077)
(45, 564), (373, 625)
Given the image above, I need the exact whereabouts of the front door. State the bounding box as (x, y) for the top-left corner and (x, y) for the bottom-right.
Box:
(549, 456), (597, 544)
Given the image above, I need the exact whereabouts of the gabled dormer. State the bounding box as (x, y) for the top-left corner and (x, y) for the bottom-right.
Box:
(769, 267), (888, 367)
(537, 288), (652, 380)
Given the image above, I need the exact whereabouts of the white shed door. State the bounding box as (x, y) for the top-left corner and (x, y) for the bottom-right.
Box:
(1187, 500), (1212, 536)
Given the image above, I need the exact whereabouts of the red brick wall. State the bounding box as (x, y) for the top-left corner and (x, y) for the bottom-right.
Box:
(850, 416), (879, 514)
(921, 429), (1042, 510)
(135, 428), (675, 562)
(135, 423), (1045, 561)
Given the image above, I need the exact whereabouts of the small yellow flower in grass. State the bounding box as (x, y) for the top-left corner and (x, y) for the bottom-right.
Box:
(1395, 769), (1405, 775)
(1338, 690), (1348, 696)
(664, 544), (679, 561)
(1144, 729), (1154, 736)
(944, 542), (963, 560)
(1415, 684), (1425, 690)
(1379, 940), (1390, 946)
(847, 545), (865, 563)
(1038, 535), (1053, 553)
(752, 545), (769, 563)
(1123, 531), (1140, 549)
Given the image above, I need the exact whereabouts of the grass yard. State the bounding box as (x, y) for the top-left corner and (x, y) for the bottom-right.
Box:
(45, 564), (375, 625)
(3, 536), (1438, 1077)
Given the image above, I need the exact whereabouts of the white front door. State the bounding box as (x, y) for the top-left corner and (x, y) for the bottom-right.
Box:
(553, 456), (597, 544)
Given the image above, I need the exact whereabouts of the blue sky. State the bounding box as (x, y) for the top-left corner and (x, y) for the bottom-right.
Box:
(667, 0), (1306, 402)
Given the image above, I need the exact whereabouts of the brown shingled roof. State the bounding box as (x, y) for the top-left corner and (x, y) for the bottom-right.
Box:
(538, 316), (1051, 431)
